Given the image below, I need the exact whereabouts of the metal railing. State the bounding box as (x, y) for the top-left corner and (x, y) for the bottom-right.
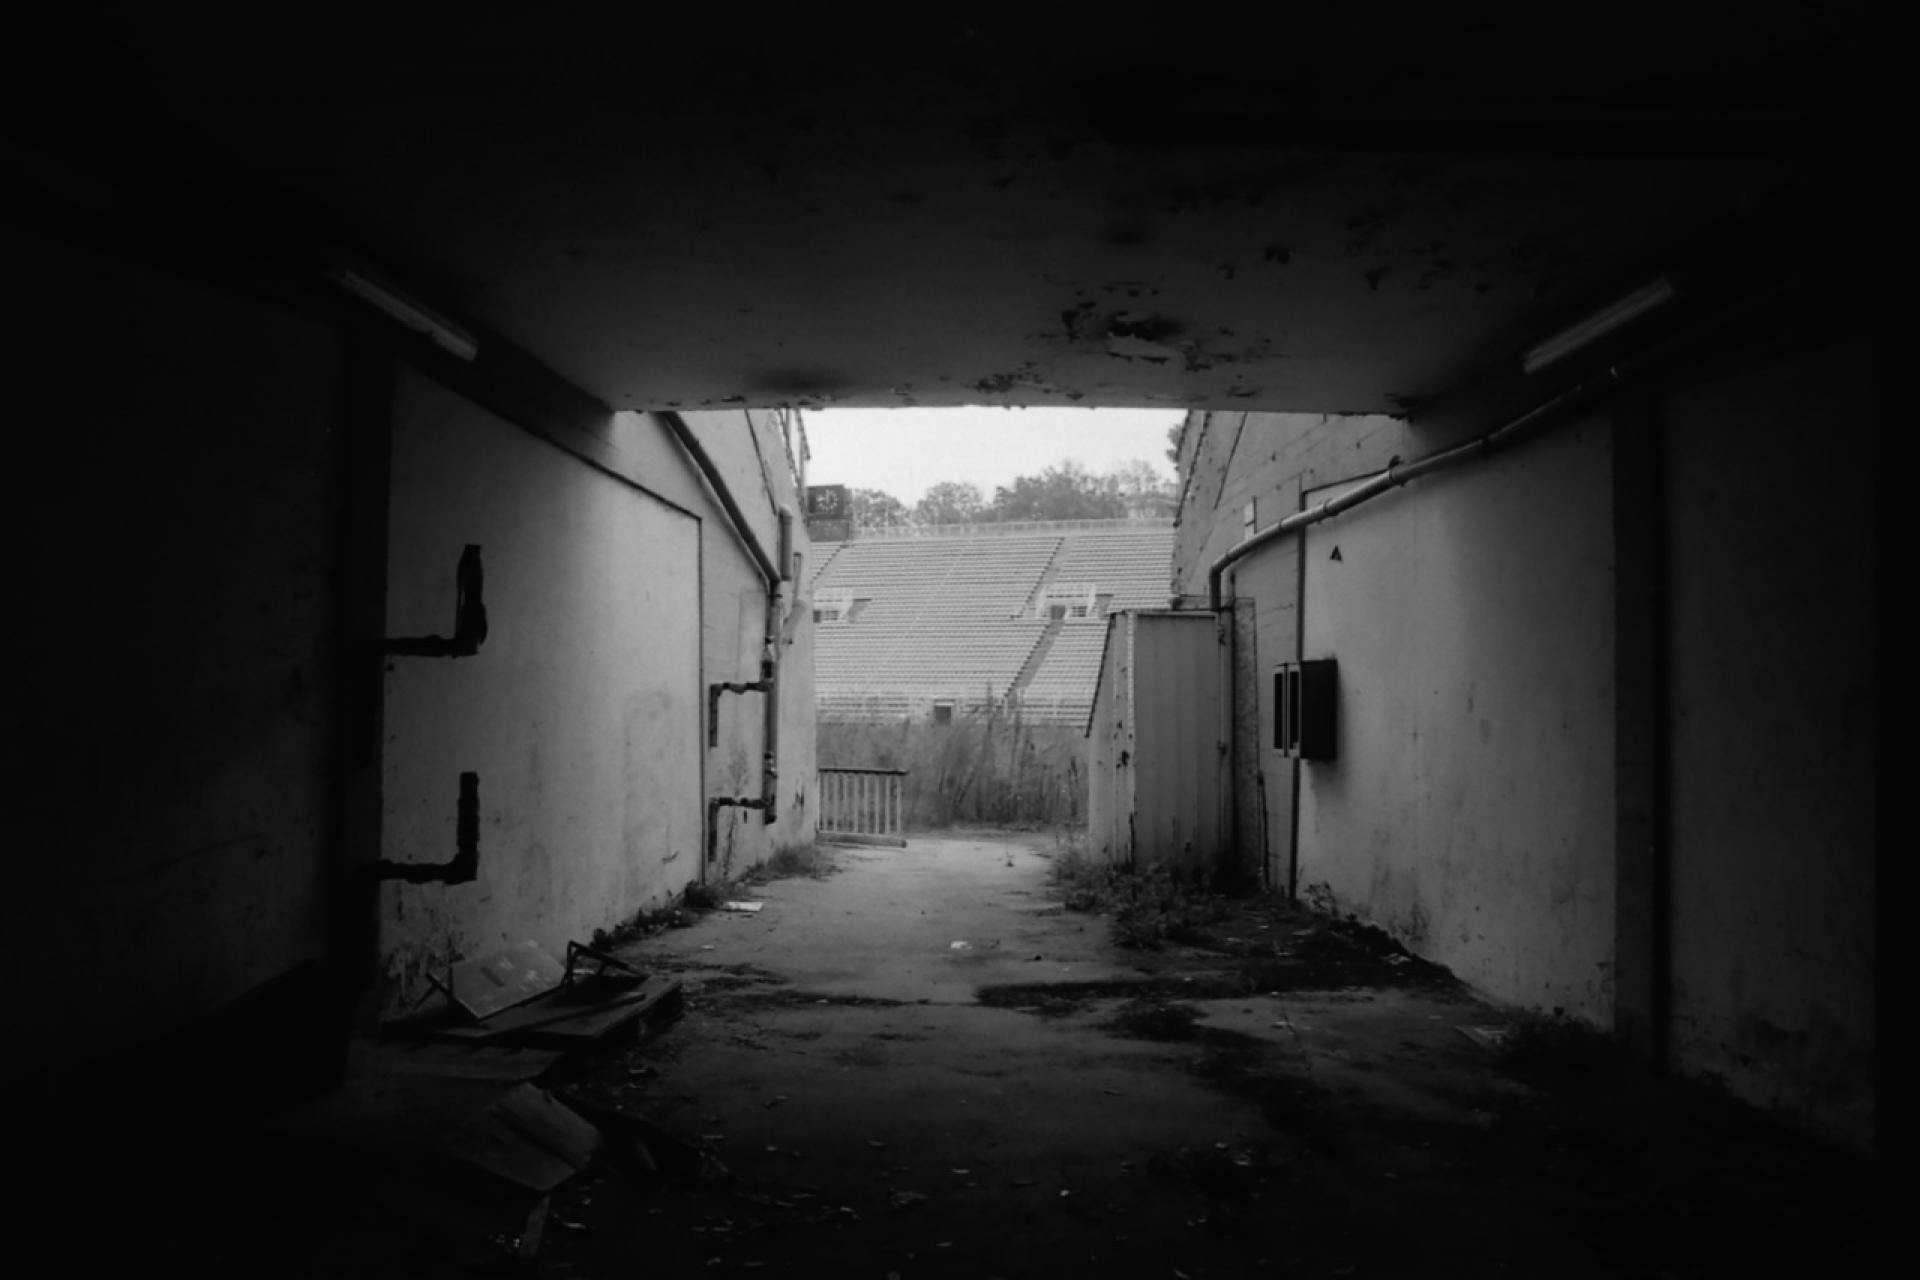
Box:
(817, 767), (908, 845)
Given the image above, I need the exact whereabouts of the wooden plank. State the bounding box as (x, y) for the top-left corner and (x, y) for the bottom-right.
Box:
(447, 974), (648, 1038)
(508, 975), (683, 1048)
(431, 974), (682, 1046)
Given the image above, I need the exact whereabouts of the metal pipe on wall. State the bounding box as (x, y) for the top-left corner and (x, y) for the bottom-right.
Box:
(660, 412), (787, 829)
(1205, 370), (1626, 612)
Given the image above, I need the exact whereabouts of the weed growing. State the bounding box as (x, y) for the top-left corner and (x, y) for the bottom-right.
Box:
(641, 844), (837, 929)
(590, 897), (696, 948)
(818, 705), (1087, 830)
(746, 843), (833, 882)
(1050, 849), (1229, 949)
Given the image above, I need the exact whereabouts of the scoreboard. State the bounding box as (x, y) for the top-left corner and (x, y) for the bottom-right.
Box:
(805, 484), (851, 542)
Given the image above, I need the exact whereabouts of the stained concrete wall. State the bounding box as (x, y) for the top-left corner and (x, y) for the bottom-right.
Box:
(680, 410), (817, 877)
(1170, 411), (1413, 888)
(378, 369), (702, 1008)
(1173, 410), (1616, 1018)
(1298, 419), (1617, 1021)
(13, 241), (339, 1057)
(1171, 343), (1876, 1148)
(1661, 341), (1874, 1148)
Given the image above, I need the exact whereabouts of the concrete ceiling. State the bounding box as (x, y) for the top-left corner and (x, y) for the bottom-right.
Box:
(14, 11), (1868, 414)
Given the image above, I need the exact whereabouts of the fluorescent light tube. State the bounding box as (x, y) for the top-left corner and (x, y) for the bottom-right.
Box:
(1522, 277), (1676, 374)
(334, 267), (479, 362)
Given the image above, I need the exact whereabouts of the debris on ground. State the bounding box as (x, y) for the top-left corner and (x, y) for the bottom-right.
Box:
(435, 972), (683, 1048)
(514, 1195), (551, 1262)
(267, 833), (1895, 1280)
(1456, 1025), (1510, 1052)
(438, 1083), (603, 1193)
(446, 940), (568, 1020)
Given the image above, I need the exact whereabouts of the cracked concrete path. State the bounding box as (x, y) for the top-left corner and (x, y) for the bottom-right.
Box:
(525, 832), (1892, 1280)
(649, 834), (1134, 1001)
(37, 833), (1889, 1280)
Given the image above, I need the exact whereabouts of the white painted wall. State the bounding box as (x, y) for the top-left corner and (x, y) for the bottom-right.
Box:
(680, 409), (817, 874)
(378, 369), (701, 1009)
(1171, 411), (1415, 886)
(1299, 417), (1616, 1021)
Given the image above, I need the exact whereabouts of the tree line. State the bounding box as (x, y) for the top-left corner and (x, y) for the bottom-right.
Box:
(850, 457), (1177, 529)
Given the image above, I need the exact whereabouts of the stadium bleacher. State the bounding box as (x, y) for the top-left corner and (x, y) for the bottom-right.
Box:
(810, 522), (1172, 722)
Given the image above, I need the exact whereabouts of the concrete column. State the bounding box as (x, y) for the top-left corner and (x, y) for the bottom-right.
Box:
(1612, 397), (1665, 1063)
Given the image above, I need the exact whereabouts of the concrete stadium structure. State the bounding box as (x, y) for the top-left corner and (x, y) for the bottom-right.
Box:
(810, 522), (1175, 723)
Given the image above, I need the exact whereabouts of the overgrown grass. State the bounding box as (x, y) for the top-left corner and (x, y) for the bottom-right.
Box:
(590, 898), (696, 948)
(591, 845), (832, 947)
(1050, 845), (1228, 949)
(746, 843), (832, 881)
(818, 704), (1087, 830)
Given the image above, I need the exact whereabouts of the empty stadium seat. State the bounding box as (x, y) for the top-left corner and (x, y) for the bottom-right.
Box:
(813, 523), (1172, 718)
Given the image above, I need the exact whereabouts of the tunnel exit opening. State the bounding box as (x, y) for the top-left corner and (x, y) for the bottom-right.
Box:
(800, 405), (1186, 841)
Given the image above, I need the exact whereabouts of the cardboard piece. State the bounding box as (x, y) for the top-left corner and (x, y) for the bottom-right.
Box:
(437, 1084), (603, 1193)
(449, 941), (566, 1020)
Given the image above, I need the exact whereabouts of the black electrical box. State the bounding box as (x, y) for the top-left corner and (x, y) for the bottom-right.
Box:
(1274, 659), (1337, 760)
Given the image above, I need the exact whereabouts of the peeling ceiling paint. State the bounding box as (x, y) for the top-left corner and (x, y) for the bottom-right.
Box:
(17, 12), (1866, 414)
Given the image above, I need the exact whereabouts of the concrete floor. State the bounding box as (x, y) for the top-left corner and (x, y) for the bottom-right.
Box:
(42, 831), (1887, 1278)
(530, 833), (1893, 1279)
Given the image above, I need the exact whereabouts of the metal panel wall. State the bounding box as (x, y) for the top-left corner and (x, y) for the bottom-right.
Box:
(1131, 612), (1225, 878)
(1084, 612), (1135, 866)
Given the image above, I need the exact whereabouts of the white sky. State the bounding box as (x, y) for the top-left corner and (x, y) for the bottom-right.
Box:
(799, 407), (1184, 504)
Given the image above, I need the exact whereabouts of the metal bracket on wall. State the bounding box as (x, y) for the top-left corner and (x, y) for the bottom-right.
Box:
(375, 771), (482, 884)
(384, 544), (489, 657)
(707, 679), (771, 748)
(707, 794), (771, 864)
